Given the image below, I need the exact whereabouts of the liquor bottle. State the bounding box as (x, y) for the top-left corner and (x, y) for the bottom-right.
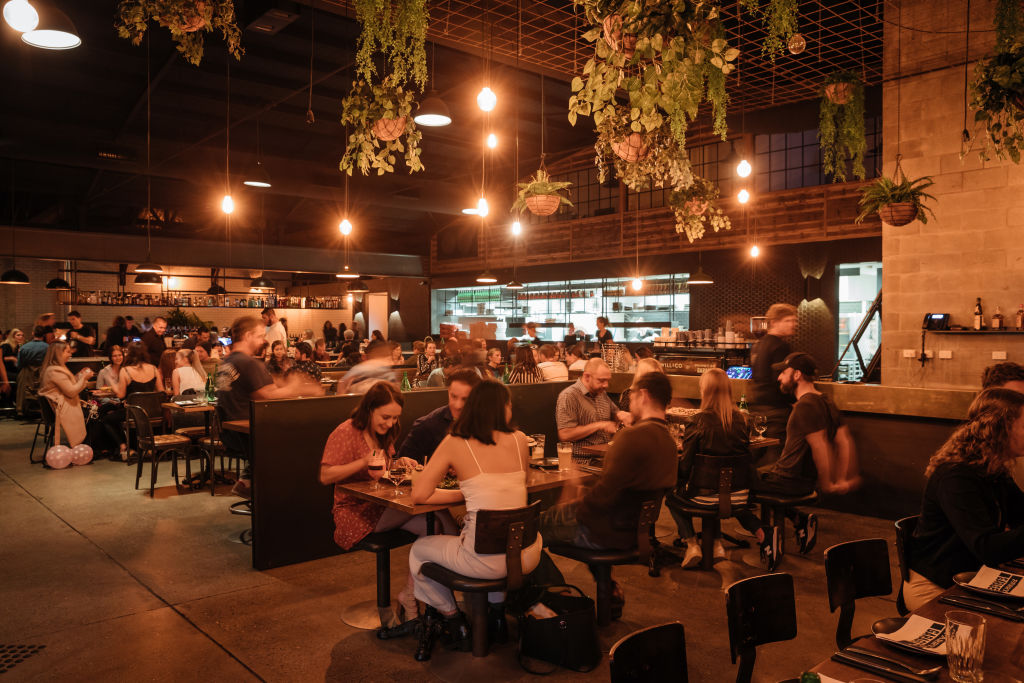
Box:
(973, 298), (984, 331)
(738, 394), (749, 413)
(992, 307), (1004, 331)
(400, 371), (412, 391)
(205, 373), (216, 402)
(1016, 304), (1024, 331)
(502, 363), (511, 384)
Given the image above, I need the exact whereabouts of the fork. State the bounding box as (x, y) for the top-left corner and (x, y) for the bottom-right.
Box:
(844, 645), (944, 678)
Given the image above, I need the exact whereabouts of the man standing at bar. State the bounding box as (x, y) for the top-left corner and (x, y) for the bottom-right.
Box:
(520, 321), (540, 345)
(66, 311), (96, 358)
(397, 369), (481, 464)
(556, 358), (631, 455)
(262, 307), (287, 358)
(140, 316), (167, 365)
(750, 303), (798, 460)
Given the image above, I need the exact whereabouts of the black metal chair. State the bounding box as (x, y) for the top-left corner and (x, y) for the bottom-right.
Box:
(609, 621), (688, 683)
(666, 454), (754, 570)
(751, 490), (819, 556)
(420, 501), (541, 657)
(29, 394), (56, 464)
(229, 499), (252, 545)
(548, 495), (661, 627)
(127, 404), (192, 497)
(342, 529), (419, 629)
(823, 538), (893, 649)
(725, 573), (797, 683)
(894, 515), (918, 616)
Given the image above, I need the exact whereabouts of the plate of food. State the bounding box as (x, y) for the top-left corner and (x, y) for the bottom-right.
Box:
(435, 473), (460, 494)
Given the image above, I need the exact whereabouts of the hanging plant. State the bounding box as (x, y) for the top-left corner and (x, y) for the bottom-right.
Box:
(968, 42), (1024, 163)
(669, 176), (732, 243)
(569, 0), (738, 149)
(511, 169), (574, 216)
(738, 0), (799, 61)
(995, 0), (1024, 54)
(352, 0), (428, 91)
(116, 0), (243, 66)
(595, 107), (694, 194)
(819, 70), (866, 182)
(855, 156), (935, 226)
(340, 79), (423, 175)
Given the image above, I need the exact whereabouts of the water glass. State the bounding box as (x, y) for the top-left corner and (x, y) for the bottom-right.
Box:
(530, 434), (546, 463)
(388, 463), (408, 498)
(945, 610), (986, 683)
(556, 442), (573, 472)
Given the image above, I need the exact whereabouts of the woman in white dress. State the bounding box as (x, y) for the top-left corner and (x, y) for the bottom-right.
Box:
(171, 348), (207, 395)
(406, 380), (541, 661)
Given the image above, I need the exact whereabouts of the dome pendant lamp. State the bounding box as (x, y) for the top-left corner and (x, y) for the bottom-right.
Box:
(135, 35), (162, 281)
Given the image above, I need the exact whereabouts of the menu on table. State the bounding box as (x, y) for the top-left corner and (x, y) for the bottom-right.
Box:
(874, 614), (947, 655)
(968, 566), (1024, 597)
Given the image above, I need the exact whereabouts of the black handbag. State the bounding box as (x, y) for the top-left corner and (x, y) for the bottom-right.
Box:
(517, 584), (601, 674)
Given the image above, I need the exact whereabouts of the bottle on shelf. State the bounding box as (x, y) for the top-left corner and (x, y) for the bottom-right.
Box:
(1016, 304), (1024, 331)
(992, 307), (1004, 331)
(973, 297), (984, 331)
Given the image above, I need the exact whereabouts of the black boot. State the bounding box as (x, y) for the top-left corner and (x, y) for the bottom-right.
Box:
(414, 607), (443, 662)
(487, 603), (508, 645)
(443, 611), (472, 652)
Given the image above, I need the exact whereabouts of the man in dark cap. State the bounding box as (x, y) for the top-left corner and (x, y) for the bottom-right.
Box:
(753, 352), (860, 554)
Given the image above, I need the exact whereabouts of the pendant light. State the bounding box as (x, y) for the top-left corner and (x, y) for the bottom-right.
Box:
(206, 268), (226, 295)
(3, 0), (38, 31)
(630, 191), (643, 291)
(221, 56), (234, 215)
(45, 276), (71, 290)
(505, 4), (524, 293)
(21, 3), (80, 50)
(414, 44), (452, 127)
(347, 277), (369, 294)
(688, 251), (714, 285)
(336, 144), (359, 279)
(249, 194), (275, 292)
(242, 119), (272, 188)
(135, 35), (162, 282)
(2, 166), (29, 285)
(734, 18), (751, 180)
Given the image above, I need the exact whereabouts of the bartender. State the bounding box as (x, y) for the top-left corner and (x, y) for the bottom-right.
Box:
(749, 303), (798, 460)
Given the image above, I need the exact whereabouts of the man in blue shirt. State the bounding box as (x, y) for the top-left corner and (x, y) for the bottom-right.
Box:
(17, 326), (49, 369)
(396, 369), (481, 464)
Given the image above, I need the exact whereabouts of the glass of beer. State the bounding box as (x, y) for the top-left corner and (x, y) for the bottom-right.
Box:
(556, 442), (573, 472)
(530, 434), (546, 463)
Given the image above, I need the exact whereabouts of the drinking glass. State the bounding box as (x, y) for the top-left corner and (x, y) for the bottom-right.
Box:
(530, 434), (546, 463)
(556, 442), (573, 472)
(945, 610), (986, 683)
(388, 462), (408, 498)
(752, 414), (767, 440)
(367, 449), (386, 491)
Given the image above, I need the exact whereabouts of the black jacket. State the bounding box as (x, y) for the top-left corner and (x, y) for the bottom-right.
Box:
(677, 409), (751, 492)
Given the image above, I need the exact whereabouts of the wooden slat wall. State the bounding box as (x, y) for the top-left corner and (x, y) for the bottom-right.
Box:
(430, 181), (881, 275)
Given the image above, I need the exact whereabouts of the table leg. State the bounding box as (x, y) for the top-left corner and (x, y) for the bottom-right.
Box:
(425, 511), (436, 535)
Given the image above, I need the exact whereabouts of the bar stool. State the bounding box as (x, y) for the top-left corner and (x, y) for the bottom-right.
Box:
(823, 538), (894, 649)
(751, 490), (819, 555)
(341, 529), (419, 630)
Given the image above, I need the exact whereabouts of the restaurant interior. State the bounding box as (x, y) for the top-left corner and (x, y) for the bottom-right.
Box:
(2, 0), (1023, 681)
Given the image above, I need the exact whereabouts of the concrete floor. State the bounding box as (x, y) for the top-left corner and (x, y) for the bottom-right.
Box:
(0, 418), (903, 682)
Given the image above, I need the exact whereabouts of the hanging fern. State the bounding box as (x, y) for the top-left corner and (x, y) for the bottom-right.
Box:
(736, 0), (799, 61)
(819, 71), (866, 183)
(353, 0), (428, 92)
(995, 0), (1024, 54)
(116, 0), (243, 66)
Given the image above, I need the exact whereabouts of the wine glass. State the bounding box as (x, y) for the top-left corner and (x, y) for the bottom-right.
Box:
(752, 414), (767, 440)
(367, 449), (386, 490)
(388, 461), (408, 497)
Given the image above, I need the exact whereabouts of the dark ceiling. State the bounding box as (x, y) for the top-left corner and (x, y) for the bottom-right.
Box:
(0, 0), (882, 266)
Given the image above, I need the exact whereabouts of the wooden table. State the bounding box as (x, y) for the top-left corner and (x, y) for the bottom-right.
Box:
(222, 419), (250, 434)
(578, 436), (780, 458)
(812, 586), (1024, 682)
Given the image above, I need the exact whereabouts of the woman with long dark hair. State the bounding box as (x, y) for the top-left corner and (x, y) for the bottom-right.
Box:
(904, 388), (1024, 609)
(406, 380), (540, 660)
(266, 340), (291, 377)
(113, 342), (161, 399)
(507, 344), (542, 384)
(320, 382), (453, 629)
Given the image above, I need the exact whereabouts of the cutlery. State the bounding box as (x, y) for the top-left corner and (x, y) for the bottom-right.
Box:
(843, 646), (943, 677)
(1005, 559), (1024, 571)
(951, 594), (1024, 612)
(831, 651), (934, 682)
(940, 596), (1024, 622)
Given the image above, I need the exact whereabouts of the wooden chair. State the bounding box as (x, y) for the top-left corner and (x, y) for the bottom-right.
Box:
(548, 494), (662, 626)
(894, 516), (918, 616)
(609, 621), (688, 683)
(666, 454), (754, 570)
(725, 573), (797, 683)
(419, 501), (541, 657)
(127, 404), (192, 497)
(823, 538), (893, 649)
(195, 410), (225, 495)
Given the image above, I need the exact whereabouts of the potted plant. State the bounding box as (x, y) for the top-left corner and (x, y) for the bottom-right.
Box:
(352, 0), (428, 91)
(670, 177), (732, 243)
(855, 172), (936, 227)
(340, 79), (423, 175)
(738, 0), (800, 61)
(594, 108), (694, 194)
(512, 169), (573, 216)
(819, 70), (866, 182)
(968, 42), (1024, 163)
(116, 0), (243, 66)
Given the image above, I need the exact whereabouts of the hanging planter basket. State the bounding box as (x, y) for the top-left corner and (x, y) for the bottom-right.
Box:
(525, 194), (561, 216)
(372, 116), (407, 142)
(878, 202), (918, 227)
(174, 1), (209, 32)
(602, 15), (637, 59)
(611, 133), (649, 162)
(685, 200), (708, 216)
(1012, 92), (1024, 112)
(824, 82), (853, 105)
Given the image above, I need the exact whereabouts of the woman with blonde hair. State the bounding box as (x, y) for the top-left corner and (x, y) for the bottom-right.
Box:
(904, 388), (1024, 610)
(172, 348), (207, 395)
(37, 341), (93, 447)
(666, 368), (779, 570)
(618, 357), (665, 413)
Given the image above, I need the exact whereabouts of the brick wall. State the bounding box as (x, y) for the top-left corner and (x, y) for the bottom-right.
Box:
(881, 0), (1024, 389)
(0, 257), (60, 333)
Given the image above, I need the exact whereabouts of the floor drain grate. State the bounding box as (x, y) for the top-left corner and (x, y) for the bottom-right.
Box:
(0, 645), (46, 674)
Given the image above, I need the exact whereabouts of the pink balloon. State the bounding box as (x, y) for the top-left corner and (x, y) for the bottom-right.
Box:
(45, 445), (73, 469)
(70, 444), (93, 466)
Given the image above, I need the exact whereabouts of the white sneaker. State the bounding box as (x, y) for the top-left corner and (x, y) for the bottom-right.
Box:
(680, 542), (702, 569)
(713, 539), (726, 560)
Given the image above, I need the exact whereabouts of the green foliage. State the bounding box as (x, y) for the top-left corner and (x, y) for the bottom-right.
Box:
(352, 0), (428, 91)
(165, 307), (208, 329)
(818, 70), (866, 182)
(594, 107), (694, 192)
(568, 0), (738, 147)
(740, 0), (799, 61)
(669, 176), (732, 243)
(995, 0), (1024, 54)
(116, 0), (243, 66)
(968, 43), (1024, 164)
(511, 169), (573, 212)
(339, 79), (423, 175)
(855, 174), (936, 224)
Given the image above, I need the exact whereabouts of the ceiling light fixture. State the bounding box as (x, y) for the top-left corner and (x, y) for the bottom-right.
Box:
(135, 261), (163, 274)
(462, 207), (478, 215)
(45, 276), (71, 290)
(736, 158), (752, 178)
(339, 218), (352, 235)
(336, 264), (359, 279)
(475, 270), (497, 284)
(631, 276), (643, 292)
(688, 251), (713, 285)
(3, 0), (37, 31)
(221, 194), (234, 214)
(347, 278), (369, 294)
(0, 266), (29, 285)
(738, 188), (750, 204)
(135, 35), (162, 277)
(476, 196), (489, 217)
(249, 274), (275, 292)
(486, 133), (497, 149)
(21, 4), (79, 49)
(505, 280), (523, 289)
(415, 91), (452, 126)
(338, 137), (358, 278)
(134, 272), (162, 286)
(510, 220), (521, 236)
(242, 119), (272, 187)
(750, 244), (760, 258)
(477, 86), (496, 112)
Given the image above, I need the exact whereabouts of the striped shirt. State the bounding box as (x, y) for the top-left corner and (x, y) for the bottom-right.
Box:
(555, 380), (618, 454)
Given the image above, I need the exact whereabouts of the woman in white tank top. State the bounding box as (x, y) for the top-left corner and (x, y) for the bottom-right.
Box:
(404, 380), (541, 661)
